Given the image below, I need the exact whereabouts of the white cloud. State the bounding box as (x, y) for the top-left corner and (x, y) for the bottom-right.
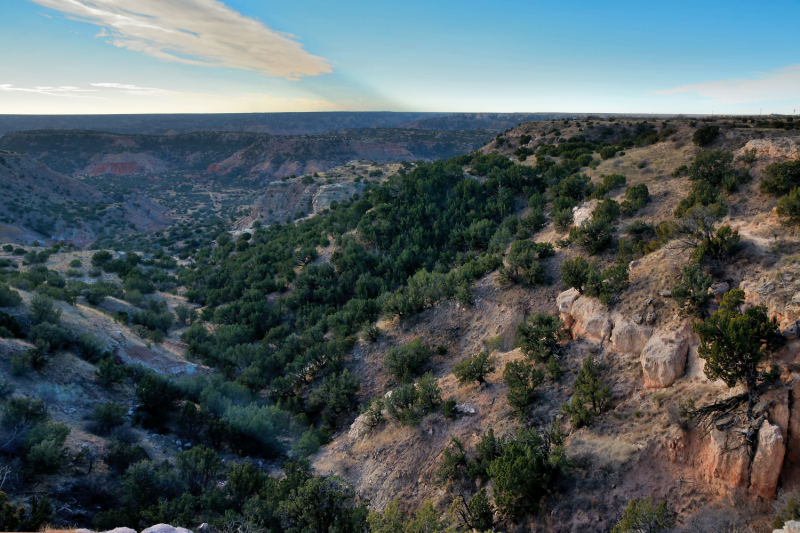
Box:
(29, 0), (332, 80)
(90, 82), (171, 95)
(657, 64), (800, 104)
(0, 84), (98, 97)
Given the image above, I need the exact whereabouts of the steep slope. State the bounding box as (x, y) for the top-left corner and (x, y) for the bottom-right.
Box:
(0, 150), (169, 246)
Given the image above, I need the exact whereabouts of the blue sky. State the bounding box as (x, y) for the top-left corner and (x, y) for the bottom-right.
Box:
(2, 0), (799, 114)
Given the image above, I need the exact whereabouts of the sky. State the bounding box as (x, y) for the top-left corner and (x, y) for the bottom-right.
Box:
(1, 0), (799, 115)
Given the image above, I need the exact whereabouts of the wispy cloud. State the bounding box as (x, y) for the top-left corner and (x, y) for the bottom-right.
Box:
(657, 64), (800, 104)
(29, 0), (332, 80)
(0, 84), (98, 97)
(91, 82), (171, 95)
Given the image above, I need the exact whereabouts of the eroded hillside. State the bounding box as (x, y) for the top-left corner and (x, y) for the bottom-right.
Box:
(1, 116), (800, 533)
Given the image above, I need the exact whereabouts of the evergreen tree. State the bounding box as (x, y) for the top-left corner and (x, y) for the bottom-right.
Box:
(611, 497), (673, 533)
(452, 351), (496, 385)
(503, 361), (544, 421)
(561, 356), (610, 427)
(515, 313), (566, 362)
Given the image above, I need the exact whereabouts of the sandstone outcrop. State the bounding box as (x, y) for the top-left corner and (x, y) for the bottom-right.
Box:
(640, 322), (692, 388)
(750, 420), (786, 500)
(737, 137), (800, 160)
(773, 520), (800, 533)
(312, 183), (363, 213)
(570, 296), (612, 341)
(610, 318), (652, 354)
(572, 200), (598, 227)
(781, 379), (800, 491)
(696, 426), (751, 492)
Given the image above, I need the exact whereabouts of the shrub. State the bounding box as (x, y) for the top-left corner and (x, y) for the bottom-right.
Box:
(104, 439), (149, 473)
(384, 339), (433, 383)
(599, 146), (618, 160)
(175, 304), (197, 326)
(69, 259), (82, 268)
(503, 361), (544, 421)
(593, 198), (620, 222)
(29, 294), (61, 324)
(441, 399), (457, 419)
(488, 427), (563, 517)
(452, 352), (496, 385)
(91, 250), (113, 267)
(777, 187), (800, 225)
(96, 358), (127, 388)
(520, 207), (546, 233)
(386, 373), (441, 425)
(515, 313), (566, 362)
(27, 437), (69, 475)
(0, 285), (22, 307)
(672, 265), (713, 315)
(561, 356), (610, 427)
(552, 208), (573, 231)
(361, 398), (385, 431)
(501, 240), (552, 286)
(91, 402), (127, 434)
(560, 256), (593, 293)
(761, 159), (800, 195)
(620, 184), (649, 216)
(0, 310), (23, 339)
(611, 497), (673, 533)
(673, 182), (727, 218)
(692, 125), (719, 146)
(2, 397), (47, 427)
(565, 218), (614, 254)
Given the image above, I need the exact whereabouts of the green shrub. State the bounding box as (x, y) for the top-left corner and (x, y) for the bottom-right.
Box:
(29, 294), (61, 324)
(692, 125), (719, 146)
(593, 198), (620, 222)
(503, 361), (544, 421)
(777, 187), (800, 225)
(0, 285), (22, 307)
(452, 352), (496, 385)
(96, 357), (127, 387)
(611, 497), (673, 533)
(599, 146), (618, 160)
(91, 402), (127, 434)
(565, 218), (614, 254)
(91, 250), (113, 267)
(69, 259), (82, 268)
(441, 399), (457, 419)
(385, 372), (441, 425)
(520, 207), (546, 233)
(104, 439), (149, 473)
(761, 159), (800, 195)
(671, 265), (712, 315)
(384, 339), (433, 383)
(515, 313), (566, 362)
(2, 397), (47, 427)
(552, 208), (573, 231)
(561, 356), (610, 427)
(0, 310), (23, 339)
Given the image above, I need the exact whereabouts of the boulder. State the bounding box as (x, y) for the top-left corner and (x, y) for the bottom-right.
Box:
(779, 319), (799, 340)
(640, 323), (692, 388)
(572, 200), (598, 227)
(750, 420), (786, 500)
(103, 529), (137, 533)
(610, 318), (652, 354)
(708, 281), (729, 299)
(141, 525), (194, 533)
(570, 296), (612, 341)
(556, 288), (581, 315)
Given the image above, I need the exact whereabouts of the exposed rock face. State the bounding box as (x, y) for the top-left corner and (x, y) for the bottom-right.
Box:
(84, 152), (171, 175)
(141, 524), (194, 533)
(556, 288), (581, 328)
(773, 520), (800, 533)
(750, 420), (786, 500)
(572, 200), (599, 227)
(696, 427), (751, 492)
(610, 318), (652, 354)
(312, 183), (363, 213)
(737, 138), (800, 160)
(640, 322), (692, 388)
(569, 296), (612, 341)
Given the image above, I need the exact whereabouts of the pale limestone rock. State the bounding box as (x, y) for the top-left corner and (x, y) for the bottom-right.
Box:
(640, 323), (692, 388)
(572, 199), (598, 227)
(141, 525), (194, 533)
(750, 420), (786, 500)
(738, 138), (800, 160)
(103, 529), (137, 533)
(610, 318), (652, 354)
(708, 281), (729, 299)
(570, 296), (612, 341)
(556, 288), (581, 315)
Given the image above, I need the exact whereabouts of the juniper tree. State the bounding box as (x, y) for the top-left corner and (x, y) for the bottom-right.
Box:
(693, 289), (779, 421)
(503, 361), (544, 421)
(561, 356), (611, 427)
(452, 351), (496, 385)
(515, 313), (567, 363)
